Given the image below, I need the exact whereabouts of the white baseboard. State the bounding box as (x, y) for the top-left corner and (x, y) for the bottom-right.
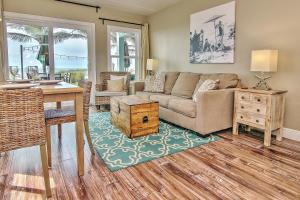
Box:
(283, 128), (300, 141)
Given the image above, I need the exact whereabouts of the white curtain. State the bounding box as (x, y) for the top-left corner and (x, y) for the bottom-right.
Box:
(140, 23), (149, 80)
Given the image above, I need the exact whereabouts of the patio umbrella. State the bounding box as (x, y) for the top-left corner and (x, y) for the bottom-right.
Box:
(37, 35), (49, 73)
(124, 41), (130, 71)
(205, 15), (225, 47)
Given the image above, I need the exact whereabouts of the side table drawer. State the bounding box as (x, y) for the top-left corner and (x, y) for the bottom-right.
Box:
(237, 102), (267, 115)
(237, 112), (266, 127)
(251, 93), (268, 104)
(237, 92), (250, 101)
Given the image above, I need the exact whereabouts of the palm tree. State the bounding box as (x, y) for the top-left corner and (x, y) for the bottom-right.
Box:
(7, 23), (87, 73)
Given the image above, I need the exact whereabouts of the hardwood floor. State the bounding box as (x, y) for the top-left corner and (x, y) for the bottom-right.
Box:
(1, 114), (300, 199)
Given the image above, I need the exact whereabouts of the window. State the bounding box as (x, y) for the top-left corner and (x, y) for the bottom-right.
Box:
(107, 25), (141, 80)
(4, 12), (96, 86)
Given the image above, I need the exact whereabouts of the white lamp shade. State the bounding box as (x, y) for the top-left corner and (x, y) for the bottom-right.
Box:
(251, 50), (278, 72)
(147, 59), (159, 71)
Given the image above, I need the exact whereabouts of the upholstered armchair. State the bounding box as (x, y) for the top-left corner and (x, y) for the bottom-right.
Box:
(95, 72), (131, 109)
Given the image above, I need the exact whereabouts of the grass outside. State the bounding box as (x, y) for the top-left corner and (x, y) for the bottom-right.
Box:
(57, 69), (87, 85)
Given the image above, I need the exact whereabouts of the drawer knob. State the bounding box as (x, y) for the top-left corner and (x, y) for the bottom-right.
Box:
(241, 106), (244, 109)
(241, 96), (245, 99)
(257, 109), (260, 112)
(240, 116), (244, 119)
(256, 119), (259, 123)
(257, 99), (261, 102)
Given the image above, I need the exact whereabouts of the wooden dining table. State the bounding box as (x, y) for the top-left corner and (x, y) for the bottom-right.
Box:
(0, 81), (85, 176)
(37, 82), (84, 176)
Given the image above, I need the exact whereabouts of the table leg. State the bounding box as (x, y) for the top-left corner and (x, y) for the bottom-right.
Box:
(264, 127), (272, 147)
(75, 93), (84, 176)
(56, 102), (62, 139)
(233, 122), (239, 135)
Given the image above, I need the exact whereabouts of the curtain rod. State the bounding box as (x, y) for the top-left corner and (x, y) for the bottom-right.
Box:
(99, 17), (144, 26)
(55, 0), (101, 13)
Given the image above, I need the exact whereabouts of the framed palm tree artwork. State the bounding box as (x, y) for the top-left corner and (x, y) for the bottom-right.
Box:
(190, 1), (236, 64)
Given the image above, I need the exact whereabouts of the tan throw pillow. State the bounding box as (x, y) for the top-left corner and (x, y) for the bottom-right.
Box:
(192, 79), (220, 102)
(164, 72), (180, 95)
(171, 72), (200, 99)
(144, 73), (165, 93)
(198, 73), (239, 89)
(110, 75), (128, 90)
(224, 79), (240, 88)
(107, 78), (124, 92)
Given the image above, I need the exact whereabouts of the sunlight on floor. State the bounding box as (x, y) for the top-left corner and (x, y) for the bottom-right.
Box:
(9, 190), (43, 200)
(11, 174), (56, 190)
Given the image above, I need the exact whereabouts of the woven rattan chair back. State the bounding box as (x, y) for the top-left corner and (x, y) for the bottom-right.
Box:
(0, 89), (46, 152)
(79, 80), (92, 120)
(100, 72), (131, 93)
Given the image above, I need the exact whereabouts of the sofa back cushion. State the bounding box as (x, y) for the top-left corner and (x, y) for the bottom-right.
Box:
(164, 72), (180, 95)
(194, 73), (238, 91)
(171, 72), (200, 99)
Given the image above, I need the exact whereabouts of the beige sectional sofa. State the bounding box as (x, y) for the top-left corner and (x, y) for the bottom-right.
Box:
(132, 72), (240, 135)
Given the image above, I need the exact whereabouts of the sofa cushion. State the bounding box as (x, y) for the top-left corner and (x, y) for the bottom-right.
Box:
(168, 98), (196, 118)
(95, 91), (127, 97)
(171, 72), (200, 99)
(150, 94), (173, 108)
(198, 73), (238, 89)
(164, 72), (180, 95)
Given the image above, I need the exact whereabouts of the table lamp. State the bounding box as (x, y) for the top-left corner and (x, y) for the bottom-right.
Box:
(251, 50), (278, 90)
(146, 59), (159, 75)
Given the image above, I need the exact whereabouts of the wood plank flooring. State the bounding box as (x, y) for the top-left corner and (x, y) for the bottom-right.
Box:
(1, 114), (300, 199)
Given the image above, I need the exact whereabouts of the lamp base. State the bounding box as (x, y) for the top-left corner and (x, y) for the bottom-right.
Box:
(253, 72), (272, 90)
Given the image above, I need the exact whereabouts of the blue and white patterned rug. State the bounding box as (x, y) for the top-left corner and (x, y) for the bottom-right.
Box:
(89, 112), (221, 171)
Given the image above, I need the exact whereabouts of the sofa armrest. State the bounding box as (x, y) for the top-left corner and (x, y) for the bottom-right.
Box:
(96, 83), (103, 91)
(131, 81), (145, 94)
(196, 89), (235, 134)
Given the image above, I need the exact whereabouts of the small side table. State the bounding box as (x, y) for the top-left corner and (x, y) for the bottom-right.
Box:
(233, 89), (287, 146)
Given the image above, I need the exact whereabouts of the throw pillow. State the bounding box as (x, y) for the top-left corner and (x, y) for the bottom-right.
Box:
(171, 72), (200, 99)
(192, 79), (220, 102)
(164, 72), (180, 95)
(224, 79), (240, 88)
(144, 72), (166, 93)
(110, 75), (128, 89)
(107, 78), (124, 92)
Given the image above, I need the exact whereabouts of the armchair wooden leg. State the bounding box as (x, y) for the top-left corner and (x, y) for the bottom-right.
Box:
(57, 102), (62, 139)
(58, 124), (62, 139)
(40, 144), (52, 198)
(84, 120), (95, 155)
(46, 126), (52, 167)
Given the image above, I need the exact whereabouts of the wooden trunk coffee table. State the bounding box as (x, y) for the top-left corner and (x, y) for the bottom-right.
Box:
(111, 95), (159, 138)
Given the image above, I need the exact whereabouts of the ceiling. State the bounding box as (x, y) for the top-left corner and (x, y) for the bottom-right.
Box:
(70, 0), (182, 16)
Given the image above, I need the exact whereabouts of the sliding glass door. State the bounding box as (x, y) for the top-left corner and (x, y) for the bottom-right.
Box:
(4, 13), (95, 85)
(53, 27), (88, 83)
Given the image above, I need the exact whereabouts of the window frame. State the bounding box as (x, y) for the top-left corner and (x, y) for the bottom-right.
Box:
(107, 25), (141, 80)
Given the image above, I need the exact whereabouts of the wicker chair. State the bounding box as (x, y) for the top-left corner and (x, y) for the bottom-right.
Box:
(44, 80), (94, 167)
(0, 89), (51, 198)
(95, 72), (131, 109)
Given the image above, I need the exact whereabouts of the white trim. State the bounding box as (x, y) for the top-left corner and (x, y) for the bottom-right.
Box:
(4, 12), (93, 28)
(3, 11), (97, 104)
(283, 128), (300, 142)
(107, 25), (141, 79)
